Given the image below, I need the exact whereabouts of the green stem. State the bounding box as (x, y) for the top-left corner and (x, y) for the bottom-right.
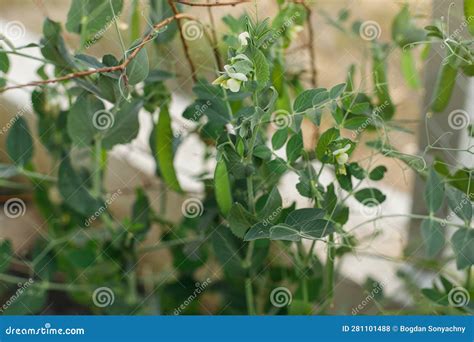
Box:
(245, 278), (256, 315)
(323, 234), (335, 312)
(466, 266), (472, 290)
(92, 138), (103, 198)
(0, 273), (90, 292)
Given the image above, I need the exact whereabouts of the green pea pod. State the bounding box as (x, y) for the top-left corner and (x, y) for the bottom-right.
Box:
(155, 105), (182, 192)
(372, 44), (395, 120)
(214, 158), (233, 216)
(465, 0), (474, 36)
(430, 61), (458, 113)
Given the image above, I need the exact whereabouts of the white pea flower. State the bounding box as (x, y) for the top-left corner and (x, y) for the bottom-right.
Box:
(213, 64), (249, 93)
(332, 144), (351, 175)
(289, 25), (304, 40)
(238, 31), (250, 47)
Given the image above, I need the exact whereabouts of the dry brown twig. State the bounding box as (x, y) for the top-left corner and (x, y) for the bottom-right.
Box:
(175, 0), (251, 7)
(167, 0), (198, 82)
(0, 13), (195, 93)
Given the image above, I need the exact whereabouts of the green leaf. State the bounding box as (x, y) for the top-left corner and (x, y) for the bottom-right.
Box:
(354, 188), (386, 205)
(155, 105), (182, 192)
(271, 129), (288, 150)
(253, 49), (270, 89)
(131, 188), (151, 239)
(7, 117), (34, 166)
(316, 128), (339, 161)
(301, 219), (335, 239)
(214, 159), (233, 216)
(66, 0), (124, 47)
(424, 168), (445, 213)
(258, 187), (282, 222)
(329, 83), (346, 99)
(212, 228), (244, 275)
(312, 90), (330, 106)
(58, 157), (103, 217)
(270, 224), (301, 241)
(244, 222), (271, 241)
(0, 50), (10, 73)
(67, 93), (105, 147)
(286, 132), (303, 163)
(369, 165), (387, 181)
(150, 0), (179, 44)
(285, 208), (326, 227)
(229, 203), (257, 238)
(253, 145), (272, 160)
(421, 218), (445, 258)
(40, 18), (76, 69)
(293, 88), (325, 113)
(102, 99), (143, 149)
(451, 228), (474, 269)
(0, 240), (12, 273)
(125, 44), (149, 85)
(445, 187), (472, 223)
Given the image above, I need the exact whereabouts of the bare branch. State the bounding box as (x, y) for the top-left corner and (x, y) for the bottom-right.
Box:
(168, 0), (198, 82)
(0, 13), (195, 93)
(176, 0), (250, 7)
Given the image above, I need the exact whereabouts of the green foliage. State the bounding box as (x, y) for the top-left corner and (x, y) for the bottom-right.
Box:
(0, 0), (471, 316)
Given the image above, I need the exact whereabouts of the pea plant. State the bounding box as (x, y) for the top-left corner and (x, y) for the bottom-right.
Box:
(0, 0), (472, 315)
